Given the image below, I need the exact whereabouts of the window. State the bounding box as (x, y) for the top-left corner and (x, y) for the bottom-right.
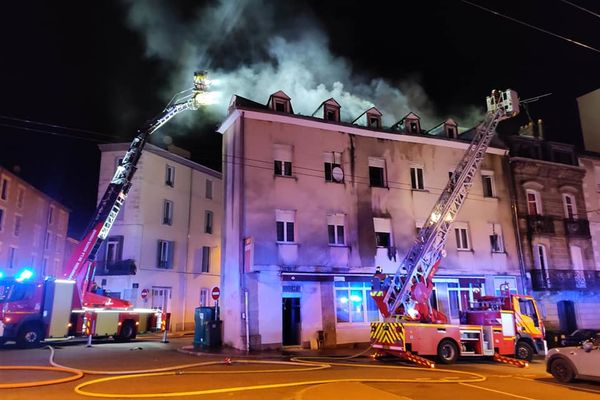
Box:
(204, 210), (213, 234)
(481, 171), (495, 198)
(205, 179), (213, 200)
(165, 165), (175, 187)
(44, 232), (52, 251)
(163, 200), (173, 225)
(16, 187), (25, 209)
(454, 223), (470, 250)
(201, 246), (210, 272)
(368, 116), (381, 128)
(48, 205), (54, 225)
(327, 214), (345, 245)
(570, 245), (583, 269)
(409, 121), (418, 133)
(562, 194), (577, 219)
(105, 236), (123, 264)
(8, 247), (16, 268)
(14, 215), (22, 237)
(324, 152), (343, 183)
(369, 157), (386, 187)
(0, 208), (4, 232)
(410, 166), (424, 190)
(157, 240), (174, 269)
(334, 281), (380, 323)
(374, 217), (392, 247)
(447, 127), (456, 138)
(489, 223), (504, 253)
(273, 144), (293, 177)
(534, 244), (548, 271)
(0, 177), (9, 201)
(274, 99), (287, 112)
(526, 189), (542, 215)
(200, 288), (208, 306)
(276, 209), (295, 242)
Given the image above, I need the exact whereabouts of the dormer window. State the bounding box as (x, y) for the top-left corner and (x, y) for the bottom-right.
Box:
(268, 91), (293, 114)
(325, 107), (339, 121)
(444, 118), (458, 139)
(368, 116), (380, 128)
(274, 100), (286, 112)
(410, 121), (418, 133)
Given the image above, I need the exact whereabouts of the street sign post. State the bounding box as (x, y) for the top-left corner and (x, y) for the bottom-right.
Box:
(211, 287), (220, 320)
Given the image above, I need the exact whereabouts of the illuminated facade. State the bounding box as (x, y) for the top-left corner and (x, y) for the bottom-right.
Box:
(0, 167), (70, 278)
(95, 143), (222, 331)
(506, 133), (598, 332)
(219, 92), (522, 350)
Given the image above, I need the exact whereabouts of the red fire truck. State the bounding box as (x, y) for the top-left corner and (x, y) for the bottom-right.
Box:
(370, 90), (546, 366)
(0, 72), (209, 348)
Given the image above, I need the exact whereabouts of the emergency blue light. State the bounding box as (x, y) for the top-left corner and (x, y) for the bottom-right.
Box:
(15, 268), (33, 282)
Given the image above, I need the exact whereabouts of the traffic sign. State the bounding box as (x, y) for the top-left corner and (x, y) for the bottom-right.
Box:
(211, 286), (220, 300)
(141, 288), (149, 299)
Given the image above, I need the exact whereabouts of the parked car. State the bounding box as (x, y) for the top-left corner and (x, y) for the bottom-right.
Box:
(546, 339), (600, 383)
(561, 329), (600, 346)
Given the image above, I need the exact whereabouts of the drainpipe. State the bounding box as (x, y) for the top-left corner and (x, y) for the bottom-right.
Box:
(505, 157), (529, 295)
(182, 165), (194, 331)
(239, 111), (250, 352)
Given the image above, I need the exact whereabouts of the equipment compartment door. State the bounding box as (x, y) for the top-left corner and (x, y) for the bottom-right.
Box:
(282, 297), (301, 346)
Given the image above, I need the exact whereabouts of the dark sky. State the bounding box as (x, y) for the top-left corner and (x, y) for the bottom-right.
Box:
(1, 0), (599, 238)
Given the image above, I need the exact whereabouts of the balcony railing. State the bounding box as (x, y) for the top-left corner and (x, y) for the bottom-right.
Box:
(530, 268), (600, 291)
(563, 218), (591, 238)
(526, 215), (555, 235)
(94, 259), (137, 276)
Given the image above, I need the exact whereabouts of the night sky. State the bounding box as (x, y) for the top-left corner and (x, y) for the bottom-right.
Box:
(1, 0), (599, 238)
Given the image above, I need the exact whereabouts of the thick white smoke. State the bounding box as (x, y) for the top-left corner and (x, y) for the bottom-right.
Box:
(122, 0), (482, 132)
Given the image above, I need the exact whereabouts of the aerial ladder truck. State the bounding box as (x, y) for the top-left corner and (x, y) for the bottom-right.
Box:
(0, 72), (209, 347)
(370, 89), (546, 367)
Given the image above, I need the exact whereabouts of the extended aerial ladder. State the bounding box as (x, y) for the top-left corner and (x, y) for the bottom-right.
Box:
(64, 71), (210, 308)
(373, 89), (520, 322)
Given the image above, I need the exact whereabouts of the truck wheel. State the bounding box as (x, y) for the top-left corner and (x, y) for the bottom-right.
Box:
(16, 323), (43, 348)
(515, 341), (534, 362)
(115, 321), (137, 342)
(550, 358), (575, 383)
(437, 339), (459, 364)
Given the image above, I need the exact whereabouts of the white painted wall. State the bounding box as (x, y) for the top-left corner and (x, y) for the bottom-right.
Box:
(97, 143), (222, 331)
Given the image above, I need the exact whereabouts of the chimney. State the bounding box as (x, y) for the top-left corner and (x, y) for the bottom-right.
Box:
(537, 119), (544, 139)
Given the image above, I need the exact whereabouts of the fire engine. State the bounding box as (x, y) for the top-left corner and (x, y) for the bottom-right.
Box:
(0, 72), (209, 348)
(370, 89), (546, 366)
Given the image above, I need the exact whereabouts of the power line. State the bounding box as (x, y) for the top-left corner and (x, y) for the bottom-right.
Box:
(559, 0), (600, 19)
(0, 115), (119, 141)
(461, 0), (600, 54)
(0, 122), (105, 143)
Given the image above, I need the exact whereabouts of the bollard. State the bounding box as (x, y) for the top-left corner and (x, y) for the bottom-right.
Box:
(87, 333), (93, 347)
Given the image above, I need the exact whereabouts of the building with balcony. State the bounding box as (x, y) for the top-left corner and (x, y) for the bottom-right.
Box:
(506, 128), (597, 332)
(219, 91), (523, 350)
(0, 167), (70, 278)
(95, 143), (222, 331)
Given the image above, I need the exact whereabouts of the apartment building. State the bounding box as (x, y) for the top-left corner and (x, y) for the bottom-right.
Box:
(219, 91), (522, 350)
(95, 143), (222, 331)
(506, 130), (597, 331)
(0, 167), (69, 278)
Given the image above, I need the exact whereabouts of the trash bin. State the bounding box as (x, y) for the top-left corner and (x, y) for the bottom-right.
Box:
(193, 307), (215, 349)
(205, 320), (222, 348)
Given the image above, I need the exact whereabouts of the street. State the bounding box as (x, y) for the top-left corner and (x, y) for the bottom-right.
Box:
(1, 336), (599, 400)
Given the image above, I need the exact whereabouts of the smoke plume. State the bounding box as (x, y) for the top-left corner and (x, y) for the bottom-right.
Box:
(122, 0), (482, 133)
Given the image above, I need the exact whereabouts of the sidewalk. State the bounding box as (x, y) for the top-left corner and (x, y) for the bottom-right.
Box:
(176, 340), (373, 360)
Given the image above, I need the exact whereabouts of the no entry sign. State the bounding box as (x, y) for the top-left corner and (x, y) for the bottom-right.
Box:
(141, 288), (149, 299)
(211, 286), (220, 300)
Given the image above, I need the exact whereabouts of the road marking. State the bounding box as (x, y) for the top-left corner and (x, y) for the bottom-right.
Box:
(460, 382), (539, 400)
(515, 375), (600, 394)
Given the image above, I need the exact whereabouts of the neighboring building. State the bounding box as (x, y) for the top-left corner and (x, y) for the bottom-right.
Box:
(219, 91), (523, 350)
(95, 143), (222, 331)
(0, 167), (70, 278)
(506, 127), (598, 332)
(577, 88), (600, 154)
